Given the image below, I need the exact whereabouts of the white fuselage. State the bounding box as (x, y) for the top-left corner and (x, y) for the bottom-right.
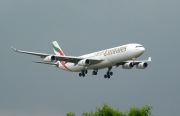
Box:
(58, 43), (145, 72)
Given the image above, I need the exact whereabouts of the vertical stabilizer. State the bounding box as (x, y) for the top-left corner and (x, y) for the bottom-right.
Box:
(148, 57), (152, 61)
(52, 41), (65, 56)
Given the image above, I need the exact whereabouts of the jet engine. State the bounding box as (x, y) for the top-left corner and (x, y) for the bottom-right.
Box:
(122, 62), (134, 69)
(44, 55), (56, 62)
(78, 59), (90, 66)
(136, 62), (148, 69)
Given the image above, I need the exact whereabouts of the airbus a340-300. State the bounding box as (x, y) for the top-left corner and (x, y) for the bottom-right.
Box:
(11, 41), (151, 79)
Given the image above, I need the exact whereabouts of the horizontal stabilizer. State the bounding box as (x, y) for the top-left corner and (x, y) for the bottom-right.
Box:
(148, 57), (152, 61)
(33, 61), (59, 67)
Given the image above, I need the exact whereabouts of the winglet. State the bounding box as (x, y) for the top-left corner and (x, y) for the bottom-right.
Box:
(148, 57), (152, 61)
(11, 46), (18, 52)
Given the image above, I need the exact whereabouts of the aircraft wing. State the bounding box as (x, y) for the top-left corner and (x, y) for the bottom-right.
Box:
(11, 46), (51, 57)
(54, 56), (103, 64)
(11, 47), (103, 64)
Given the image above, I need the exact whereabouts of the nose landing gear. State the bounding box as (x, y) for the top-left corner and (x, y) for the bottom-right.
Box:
(104, 67), (113, 79)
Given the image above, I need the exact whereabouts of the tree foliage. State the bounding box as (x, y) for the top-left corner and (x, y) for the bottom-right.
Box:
(66, 104), (153, 116)
(66, 112), (75, 116)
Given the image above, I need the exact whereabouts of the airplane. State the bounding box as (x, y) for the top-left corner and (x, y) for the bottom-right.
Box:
(11, 41), (151, 79)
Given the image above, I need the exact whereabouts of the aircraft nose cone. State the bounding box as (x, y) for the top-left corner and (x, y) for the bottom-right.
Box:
(140, 47), (145, 53)
(142, 47), (145, 51)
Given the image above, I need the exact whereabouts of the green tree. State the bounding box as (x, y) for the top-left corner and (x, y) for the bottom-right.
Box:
(66, 104), (153, 116)
(66, 112), (75, 116)
(128, 105), (153, 116)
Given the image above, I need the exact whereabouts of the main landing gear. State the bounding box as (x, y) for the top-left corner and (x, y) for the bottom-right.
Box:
(79, 67), (114, 79)
(104, 67), (113, 79)
(92, 69), (98, 75)
(79, 70), (88, 77)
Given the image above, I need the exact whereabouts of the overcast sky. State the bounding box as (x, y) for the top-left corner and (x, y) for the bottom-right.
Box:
(1, 0), (180, 116)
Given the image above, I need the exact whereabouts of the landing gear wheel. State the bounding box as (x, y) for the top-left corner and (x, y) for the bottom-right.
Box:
(110, 72), (113, 76)
(92, 71), (95, 75)
(92, 70), (98, 75)
(82, 73), (85, 77)
(107, 75), (110, 79)
(94, 72), (97, 75)
(85, 70), (88, 74)
(79, 73), (82, 77)
(104, 75), (107, 78)
(104, 67), (113, 78)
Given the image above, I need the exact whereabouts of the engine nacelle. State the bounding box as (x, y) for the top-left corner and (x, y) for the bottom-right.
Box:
(44, 55), (56, 62)
(78, 59), (90, 66)
(136, 62), (148, 69)
(122, 62), (134, 69)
